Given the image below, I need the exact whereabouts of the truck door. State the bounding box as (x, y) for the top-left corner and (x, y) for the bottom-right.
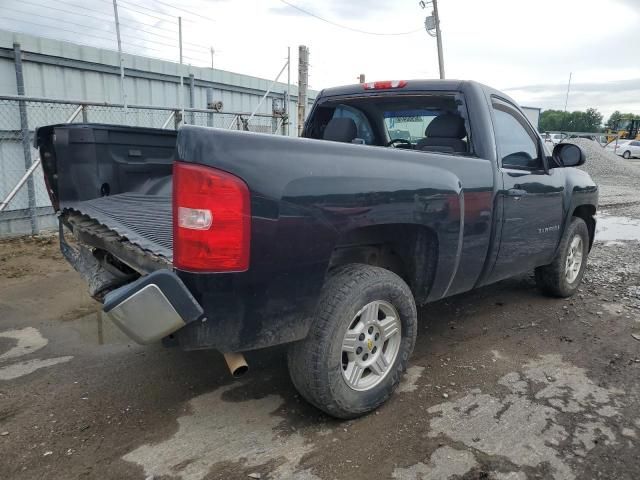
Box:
(489, 98), (564, 281)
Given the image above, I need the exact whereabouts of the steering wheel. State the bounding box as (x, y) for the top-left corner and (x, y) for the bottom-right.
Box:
(386, 138), (413, 148)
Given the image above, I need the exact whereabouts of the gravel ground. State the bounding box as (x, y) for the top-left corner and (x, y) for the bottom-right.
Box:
(570, 138), (640, 181)
(1, 160), (639, 480)
(568, 138), (640, 207)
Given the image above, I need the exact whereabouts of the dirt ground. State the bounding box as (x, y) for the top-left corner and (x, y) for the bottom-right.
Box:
(1, 187), (640, 479)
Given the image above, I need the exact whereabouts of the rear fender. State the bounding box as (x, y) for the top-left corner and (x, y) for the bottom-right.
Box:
(281, 167), (464, 303)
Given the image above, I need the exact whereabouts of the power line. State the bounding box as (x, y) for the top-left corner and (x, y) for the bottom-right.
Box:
(0, 21), (201, 66)
(2, 14), (117, 43)
(22, 0), (113, 22)
(92, 0), (177, 24)
(50, 0), (214, 50)
(4, 8), (160, 51)
(119, 22), (210, 51)
(1, 13), (182, 56)
(56, 0), (179, 33)
(113, 0), (205, 25)
(7, 2), (209, 52)
(46, 0), (187, 41)
(17, 0), (175, 42)
(115, 0), (186, 24)
(0, 26), (114, 54)
(277, 0), (422, 36)
(149, 0), (218, 24)
(55, 0), (113, 19)
(6, 7), (110, 36)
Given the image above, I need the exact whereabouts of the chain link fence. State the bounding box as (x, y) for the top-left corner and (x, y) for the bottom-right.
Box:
(0, 96), (287, 236)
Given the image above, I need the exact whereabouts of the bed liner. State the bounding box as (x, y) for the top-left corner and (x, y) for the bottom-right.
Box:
(64, 192), (173, 261)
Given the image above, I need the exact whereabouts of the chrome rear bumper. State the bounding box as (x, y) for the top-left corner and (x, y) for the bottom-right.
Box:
(103, 269), (204, 344)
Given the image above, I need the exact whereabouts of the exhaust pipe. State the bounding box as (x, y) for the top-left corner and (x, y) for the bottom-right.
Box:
(223, 352), (249, 378)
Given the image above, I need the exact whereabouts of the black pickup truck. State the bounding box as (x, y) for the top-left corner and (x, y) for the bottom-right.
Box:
(36, 80), (598, 418)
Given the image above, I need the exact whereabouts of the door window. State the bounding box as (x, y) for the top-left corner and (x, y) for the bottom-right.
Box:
(492, 102), (541, 170)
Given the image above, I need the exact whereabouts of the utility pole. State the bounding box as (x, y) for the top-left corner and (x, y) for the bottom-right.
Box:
(420, 0), (445, 79)
(563, 72), (572, 113)
(286, 46), (291, 136)
(297, 45), (309, 137)
(112, 0), (127, 108)
(210, 47), (214, 69)
(178, 16), (184, 124)
(561, 72), (572, 132)
(433, 0), (445, 79)
(178, 17), (183, 64)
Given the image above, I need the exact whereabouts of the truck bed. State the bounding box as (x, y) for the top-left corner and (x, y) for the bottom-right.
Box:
(35, 123), (177, 272)
(64, 193), (172, 260)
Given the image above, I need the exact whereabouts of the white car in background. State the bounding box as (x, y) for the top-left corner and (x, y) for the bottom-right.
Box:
(542, 132), (567, 145)
(605, 139), (640, 159)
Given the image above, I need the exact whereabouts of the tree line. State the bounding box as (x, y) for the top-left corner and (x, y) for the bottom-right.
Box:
(538, 109), (639, 133)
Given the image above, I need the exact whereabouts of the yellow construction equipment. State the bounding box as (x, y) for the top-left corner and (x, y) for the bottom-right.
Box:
(606, 118), (640, 143)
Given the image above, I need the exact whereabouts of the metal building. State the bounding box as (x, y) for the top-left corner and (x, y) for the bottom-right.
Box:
(0, 30), (317, 236)
(521, 106), (541, 130)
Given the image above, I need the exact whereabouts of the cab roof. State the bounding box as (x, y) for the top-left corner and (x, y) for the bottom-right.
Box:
(318, 79), (471, 98)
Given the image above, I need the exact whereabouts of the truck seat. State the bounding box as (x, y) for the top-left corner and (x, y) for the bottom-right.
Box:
(416, 113), (467, 153)
(323, 118), (358, 143)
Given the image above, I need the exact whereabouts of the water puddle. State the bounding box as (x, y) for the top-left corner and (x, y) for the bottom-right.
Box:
(596, 214), (640, 242)
(70, 310), (133, 345)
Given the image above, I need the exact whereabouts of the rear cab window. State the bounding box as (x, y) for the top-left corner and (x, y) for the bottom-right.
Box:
(304, 91), (475, 156)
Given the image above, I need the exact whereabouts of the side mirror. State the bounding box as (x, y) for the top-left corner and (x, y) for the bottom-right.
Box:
(552, 143), (585, 167)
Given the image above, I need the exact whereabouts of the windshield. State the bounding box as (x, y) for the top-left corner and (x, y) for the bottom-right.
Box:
(384, 110), (442, 143)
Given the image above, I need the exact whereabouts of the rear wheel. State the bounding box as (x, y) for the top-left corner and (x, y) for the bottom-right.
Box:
(623, 150), (631, 159)
(287, 264), (417, 419)
(535, 217), (589, 297)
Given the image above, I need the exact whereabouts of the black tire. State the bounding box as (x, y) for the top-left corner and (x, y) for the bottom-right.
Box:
(623, 150), (631, 159)
(287, 264), (417, 419)
(535, 217), (589, 297)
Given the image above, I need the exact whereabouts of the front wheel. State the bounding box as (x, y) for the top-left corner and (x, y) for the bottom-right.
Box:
(535, 217), (590, 297)
(287, 264), (417, 419)
(623, 150), (631, 159)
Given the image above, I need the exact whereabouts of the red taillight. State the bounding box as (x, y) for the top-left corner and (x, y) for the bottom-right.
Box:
(173, 161), (250, 272)
(363, 80), (407, 90)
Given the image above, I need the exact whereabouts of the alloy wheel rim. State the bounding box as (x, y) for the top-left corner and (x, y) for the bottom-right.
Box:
(565, 235), (583, 283)
(341, 300), (402, 391)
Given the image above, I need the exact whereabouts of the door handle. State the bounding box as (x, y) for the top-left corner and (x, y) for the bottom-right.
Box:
(506, 188), (527, 197)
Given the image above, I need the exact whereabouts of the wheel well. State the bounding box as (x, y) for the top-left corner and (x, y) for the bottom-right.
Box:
(327, 224), (438, 304)
(573, 205), (596, 249)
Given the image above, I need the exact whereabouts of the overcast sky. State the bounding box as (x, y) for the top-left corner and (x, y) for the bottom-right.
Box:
(1, 0), (639, 119)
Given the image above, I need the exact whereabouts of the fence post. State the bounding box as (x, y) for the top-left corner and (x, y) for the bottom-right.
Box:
(13, 43), (37, 234)
(206, 88), (214, 127)
(271, 98), (278, 134)
(81, 104), (88, 122)
(188, 73), (195, 125)
(283, 89), (290, 136)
